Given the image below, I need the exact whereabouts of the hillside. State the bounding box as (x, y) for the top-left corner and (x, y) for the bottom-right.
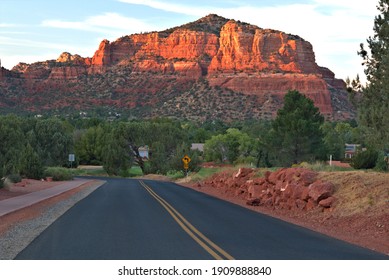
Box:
(0, 14), (354, 120)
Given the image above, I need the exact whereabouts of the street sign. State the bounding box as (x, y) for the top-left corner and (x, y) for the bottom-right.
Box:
(69, 154), (75, 169)
(182, 155), (191, 164)
(182, 155), (191, 171)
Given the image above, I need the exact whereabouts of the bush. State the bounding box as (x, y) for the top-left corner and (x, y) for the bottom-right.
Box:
(118, 168), (130, 178)
(44, 167), (73, 181)
(351, 149), (378, 169)
(7, 173), (22, 183)
(374, 151), (388, 172)
(21, 147), (44, 180)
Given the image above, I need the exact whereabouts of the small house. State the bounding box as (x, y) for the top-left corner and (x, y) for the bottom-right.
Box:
(344, 144), (360, 159)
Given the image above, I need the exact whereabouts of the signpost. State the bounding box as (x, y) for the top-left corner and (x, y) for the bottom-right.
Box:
(182, 155), (191, 176)
(69, 154), (75, 168)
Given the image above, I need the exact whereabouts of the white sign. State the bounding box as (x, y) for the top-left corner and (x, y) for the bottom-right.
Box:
(69, 154), (75, 162)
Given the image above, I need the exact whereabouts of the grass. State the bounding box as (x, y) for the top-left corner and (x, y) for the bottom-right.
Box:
(72, 166), (108, 177)
(190, 167), (223, 182)
(72, 165), (143, 178)
(167, 170), (186, 180)
(296, 161), (353, 172)
(128, 166), (143, 177)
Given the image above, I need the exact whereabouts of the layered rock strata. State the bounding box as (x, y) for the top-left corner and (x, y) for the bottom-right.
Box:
(0, 14), (353, 119)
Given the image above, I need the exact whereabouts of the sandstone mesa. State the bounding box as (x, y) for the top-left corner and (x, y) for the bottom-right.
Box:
(0, 14), (354, 120)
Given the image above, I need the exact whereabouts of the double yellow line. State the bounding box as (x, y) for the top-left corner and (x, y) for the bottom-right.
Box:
(139, 180), (234, 260)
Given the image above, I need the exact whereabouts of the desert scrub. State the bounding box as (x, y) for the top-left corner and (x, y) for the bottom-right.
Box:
(351, 150), (378, 169)
(44, 167), (73, 181)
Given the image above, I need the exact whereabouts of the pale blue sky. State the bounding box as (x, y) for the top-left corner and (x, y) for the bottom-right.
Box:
(0, 0), (377, 82)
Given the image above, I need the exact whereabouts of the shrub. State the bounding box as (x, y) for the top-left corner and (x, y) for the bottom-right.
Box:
(374, 151), (388, 172)
(351, 149), (378, 169)
(118, 168), (130, 178)
(21, 146), (44, 180)
(44, 167), (73, 181)
(7, 173), (22, 183)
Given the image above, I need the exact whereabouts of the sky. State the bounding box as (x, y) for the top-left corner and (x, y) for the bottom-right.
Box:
(0, 0), (379, 82)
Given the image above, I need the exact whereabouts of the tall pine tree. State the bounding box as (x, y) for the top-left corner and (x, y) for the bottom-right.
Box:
(272, 90), (325, 166)
(358, 0), (389, 149)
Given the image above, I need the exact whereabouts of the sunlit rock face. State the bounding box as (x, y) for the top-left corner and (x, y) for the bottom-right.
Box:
(0, 14), (353, 120)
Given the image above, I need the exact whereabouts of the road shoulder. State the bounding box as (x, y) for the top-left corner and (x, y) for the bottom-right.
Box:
(0, 180), (104, 260)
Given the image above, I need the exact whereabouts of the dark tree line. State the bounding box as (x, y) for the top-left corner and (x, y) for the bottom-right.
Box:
(0, 116), (72, 181)
(1, 83), (384, 187)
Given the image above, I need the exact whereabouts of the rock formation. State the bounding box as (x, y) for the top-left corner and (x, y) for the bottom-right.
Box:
(0, 14), (354, 120)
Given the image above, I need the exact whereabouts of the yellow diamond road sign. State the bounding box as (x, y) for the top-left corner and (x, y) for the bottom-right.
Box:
(182, 155), (191, 164)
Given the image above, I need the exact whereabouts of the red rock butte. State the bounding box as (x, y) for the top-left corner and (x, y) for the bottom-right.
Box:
(0, 14), (354, 120)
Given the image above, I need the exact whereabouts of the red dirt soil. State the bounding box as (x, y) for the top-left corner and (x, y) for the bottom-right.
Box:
(181, 168), (389, 256)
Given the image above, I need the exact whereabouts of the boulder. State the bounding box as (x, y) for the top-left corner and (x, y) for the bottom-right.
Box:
(234, 167), (254, 179)
(308, 181), (334, 202)
(247, 183), (267, 199)
(319, 197), (336, 208)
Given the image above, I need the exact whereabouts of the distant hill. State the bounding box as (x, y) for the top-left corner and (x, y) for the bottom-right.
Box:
(0, 14), (354, 120)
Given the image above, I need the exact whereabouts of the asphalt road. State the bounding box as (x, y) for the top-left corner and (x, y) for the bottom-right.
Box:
(15, 178), (389, 260)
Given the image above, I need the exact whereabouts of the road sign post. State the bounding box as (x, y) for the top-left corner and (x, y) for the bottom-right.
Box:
(182, 155), (191, 176)
(69, 153), (75, 169)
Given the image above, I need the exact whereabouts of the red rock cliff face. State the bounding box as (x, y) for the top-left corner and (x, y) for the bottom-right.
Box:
(85, 17), (342, 115)
(0, 14), (352, 119)
(89, 20), (322, 77)
(208, 20), (316, 73)
(90, 29), (219, 77)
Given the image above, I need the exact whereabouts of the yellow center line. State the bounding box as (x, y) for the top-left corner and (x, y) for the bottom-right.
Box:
(139, 180), (234, 260)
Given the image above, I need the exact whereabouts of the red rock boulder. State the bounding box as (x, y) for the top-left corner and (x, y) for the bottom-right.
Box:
(308, 181), (334, 202)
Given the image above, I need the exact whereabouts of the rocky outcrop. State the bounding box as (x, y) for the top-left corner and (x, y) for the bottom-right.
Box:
(200, 167), (336, 211)
(0, 14), (354, 119)
(208, 20), (318, 74)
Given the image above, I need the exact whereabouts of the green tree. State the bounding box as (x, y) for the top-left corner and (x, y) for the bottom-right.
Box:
(0, 115), (25, 176)
(272, 90), (325, 166)
(74, 125), (105, 165)
(168, 143), (201, 173)
(20, 144), (44, 179)
(145, 141), (168, 174)
(204, 128), (254, 164)
(144, 120), (187, 174)
(358, 0), (389, 149)
(34, 118), (73, 166)
(204, 134), (227, 162)
(241, 120), (274, 167)
(321, 122), (362, 160)
(127, 119), (189, 174)
(102, 123), (133, 176)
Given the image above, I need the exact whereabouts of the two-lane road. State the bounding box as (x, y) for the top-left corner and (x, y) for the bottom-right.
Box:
(16, 178), (389, 260)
